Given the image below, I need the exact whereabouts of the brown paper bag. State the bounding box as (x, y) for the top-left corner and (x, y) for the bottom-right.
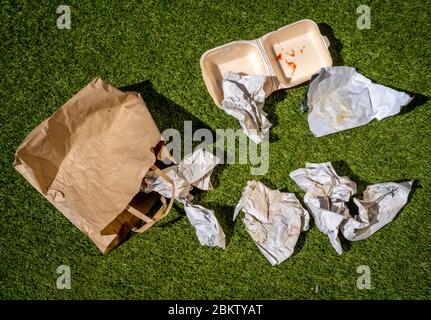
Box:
(14, 77), (174, 253)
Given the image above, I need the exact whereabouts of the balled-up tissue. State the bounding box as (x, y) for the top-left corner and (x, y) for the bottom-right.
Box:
(234, 180), (310, 265)
(221, 71), (271, 144)
(181, 199), (226, 249)
(342, 181), (413, 241)
(142, 149), (226, 249)
(302, 66), (413, 137)
(290, 162), (413, 254)
(289, 162), (356, 254)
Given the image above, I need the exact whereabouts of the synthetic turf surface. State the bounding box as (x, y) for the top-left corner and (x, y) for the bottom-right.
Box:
(0, 0), (430, 299)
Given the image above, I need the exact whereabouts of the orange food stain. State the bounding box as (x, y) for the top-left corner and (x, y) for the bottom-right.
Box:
(287, 49), (295, 57)
(300, 46), (305, 54)
(277, 52), (283, 61)
(285, 60), (296, 71)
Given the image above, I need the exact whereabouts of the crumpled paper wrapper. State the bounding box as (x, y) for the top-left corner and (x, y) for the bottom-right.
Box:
(142, 148), (220, 200)
(180, 199), (226, 249)
(221, 71), (271, 144)
(290, 162), (413, 254)
(142, 148), (225, 249)
(342, 181), (413, 241)
(234, 180), (310, 265)
(289, 162), (356, 254)
(302, 66), (412, 137)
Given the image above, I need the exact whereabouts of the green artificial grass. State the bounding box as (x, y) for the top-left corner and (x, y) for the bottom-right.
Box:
(1, 0), (430, 299)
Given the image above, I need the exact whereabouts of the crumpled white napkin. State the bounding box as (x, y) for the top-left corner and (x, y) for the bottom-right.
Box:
(342, 181), (413, 241)
(221, 71), (271, 144)
(303, 66), (412, 137)
(180, 199), (226, 249)
(290, 162), (413, 254)
(234, 180), (310, 265)
(289, 162), (356, 254)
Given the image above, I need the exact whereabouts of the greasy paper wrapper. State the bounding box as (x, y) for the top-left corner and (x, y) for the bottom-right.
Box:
(303, 66), (412, 137)
(14, 78), (170, 253)
(182, 200), (226, 249)
(290, 162), (413, 254)
(289, 162), (356, 254)
(342, 181), (413, 241)
(221, 72), (271, 144)
(234, 180), (309, 265)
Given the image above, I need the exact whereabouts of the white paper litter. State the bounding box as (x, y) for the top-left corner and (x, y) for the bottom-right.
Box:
(179, 149), (219, 190)
(233, 180), (310, 265)
(289, 162), (356, 254)
(181, 199), (226, 249)
(143, 165), (192, 199)
(142, 148), (220, 200)
(221, 71), (271, 144)
(303, 66), (412, 137)
(342, 181), (413, 241)
(142, 148), (225, 249)
(290, 162), (413, 254)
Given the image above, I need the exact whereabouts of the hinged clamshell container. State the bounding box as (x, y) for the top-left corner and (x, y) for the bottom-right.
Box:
(200, 19), (332, 106)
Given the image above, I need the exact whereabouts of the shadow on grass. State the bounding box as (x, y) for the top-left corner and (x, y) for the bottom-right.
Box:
(331, 160), (367, 252)
(291, 229), (308, 258)
(332, 160), (371, 195)
(210, 204), (237, 247)
(398, 92), (429, 115)
(208, 162), (228, 190)
(406, 179), (421, 203)
(263, 90), (287, 142)
(156, 203), (187, 228)
(318, 23), (344, 66)
(120, 80), (216, 142)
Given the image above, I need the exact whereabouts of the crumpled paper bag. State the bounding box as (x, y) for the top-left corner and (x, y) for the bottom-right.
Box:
(289, 162), (356, 254)
(342, 181), (413, 241)
(290, 162), (413, 254)
(234, 180), (310, 265)
(142, 148), (226, 249)
(14, 77), (168, 254)
(221, 71), (271, 144)
(303, 66), (412, 137)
